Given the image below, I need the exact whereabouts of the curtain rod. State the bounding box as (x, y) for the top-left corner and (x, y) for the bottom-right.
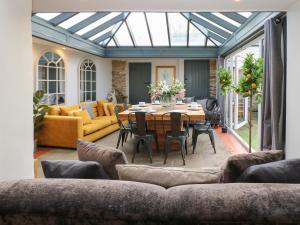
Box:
(275, 12), (286, 24)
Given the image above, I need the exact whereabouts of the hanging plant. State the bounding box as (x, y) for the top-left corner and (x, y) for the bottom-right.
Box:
(217, 68), (232, 96)
(234, 53), (263, 152)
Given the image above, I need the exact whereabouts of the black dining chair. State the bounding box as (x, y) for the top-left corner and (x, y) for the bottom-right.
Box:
(192, 121), (216, 154)
(114, 106), (133, 149)
(162, 112), (190, 165)
(130, 111), (159, 163)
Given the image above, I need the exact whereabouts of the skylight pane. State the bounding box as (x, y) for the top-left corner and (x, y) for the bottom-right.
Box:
(212, 13), (241, 27)
(36, 13), (61, 21)
(89, 24), (115, 41)
(115, 23), (133, 46)
(207, 39), (216, 46)
(168, 13), (187, 46)
(76, 12), (121, 36)
(107, 40), (116, 47)
(238, 12), (252, 18)
(127, 13), (151, 46)
(193, 13), (232, 34)
(146, 13), (169, 46)
(189, 23), (205, 46)
(59, 13), (95, 29)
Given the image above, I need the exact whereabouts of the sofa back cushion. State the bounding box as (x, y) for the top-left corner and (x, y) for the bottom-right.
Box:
(77, 140), (128, 179)
(41, 160), (110, 179)
(48, 106), (61, 115)
(116, 164), (221, 188)
(60, 105), (80, 116)
(81, 104), (96, 119)
(220, 150), (283, 183)
(237, 159), (300, 183)
(97, 100), (108, 116)
(74, 110), (92, 125)
(80, 102), (98, 118)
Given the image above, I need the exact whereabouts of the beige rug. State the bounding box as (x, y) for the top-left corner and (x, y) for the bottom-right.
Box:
(37, 130), (231, 178)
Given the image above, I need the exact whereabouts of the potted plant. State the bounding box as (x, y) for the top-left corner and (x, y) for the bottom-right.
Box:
(33, 90), (49, 152)
(115, 88), (128, 104)
(217, 68), (233, 133)
(234, 54), (263, 152)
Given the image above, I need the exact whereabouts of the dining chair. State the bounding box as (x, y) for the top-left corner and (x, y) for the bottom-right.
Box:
(130, 111), (159, 163)
(162, 112), (190, 165)
(192, 121), (216, 154)
(114, 106), (133, 149)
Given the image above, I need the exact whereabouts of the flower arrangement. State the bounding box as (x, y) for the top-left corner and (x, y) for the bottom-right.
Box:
(148, 80), (185, 105)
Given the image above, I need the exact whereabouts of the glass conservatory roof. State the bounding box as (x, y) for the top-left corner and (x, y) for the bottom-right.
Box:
(34, 12), (253, 48)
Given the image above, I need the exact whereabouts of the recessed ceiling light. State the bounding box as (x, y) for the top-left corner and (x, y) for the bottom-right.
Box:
(235, 0), (241, 2)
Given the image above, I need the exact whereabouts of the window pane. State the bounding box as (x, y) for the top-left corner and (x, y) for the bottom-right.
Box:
(86, 82), (91, 91)
(38, 81), (47, 92)
(49, 67), (56, 80)
(38, 57), (47, 66)
(127, 13), (151, 46)
(59, 13), (95, 29)
(86, 92), (91, 101)
(86, 71), (91, 81)
(57, 94), (65, 104)
(57, 59), (64, 68)
(115, 23), (133, 46)
(49, 81), (57, 93)
(189, 23), (205, 46)
(48, 94), (57, 105)
(80, 93), (84, 102)
(92, 82), (96, 91)
(92, 92), (96, 101)
(92, 72), (96, 81)
(80, 81), (85, 92)
(58, 81), (65, 93)
(38, 66), (47, 80)
(168, 13), (187, 46)
(146, 13), (169, 46)
(58, 68), (65, 80)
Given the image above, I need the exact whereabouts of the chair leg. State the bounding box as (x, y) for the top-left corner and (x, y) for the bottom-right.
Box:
(180, 139), (186, 166)
(125, 132), (129, 142)
(116, 131), (123, 149)
(121, 132), (126, 146)
(145, 139), (153, 164)
(192, 132), (199, 154)
(164, 138), (169, 164)
(154, 133), (159, 153)
(185, 138), (188, 154)
(208, 130), (216, 154)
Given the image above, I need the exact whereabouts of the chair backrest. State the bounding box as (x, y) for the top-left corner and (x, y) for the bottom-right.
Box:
(134, 111), (147, 136)
(114, 105), (124, 129)
(162, 112), (190, 137)
(206, 97), (218, 111)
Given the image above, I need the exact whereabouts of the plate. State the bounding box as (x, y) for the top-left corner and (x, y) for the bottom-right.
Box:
(128, 108), (142, 111)
(169, 110), (186, 113)
(139, 104), (148, 107)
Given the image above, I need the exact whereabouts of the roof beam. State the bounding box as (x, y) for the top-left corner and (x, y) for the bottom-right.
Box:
(104, 13), (131, 47)
(144, 12), (153, 47)
(125, 20), (136, 47)
(220, 12), (247, 24)
(68, 12), (110, 33)
(93, 31), (112, 44)
(197, 12), (238, 32)
(189, 13), (231, 39)
(82, 13), (127, 39)
(49, 13), (78, 26)
(165, 13), (171, 47)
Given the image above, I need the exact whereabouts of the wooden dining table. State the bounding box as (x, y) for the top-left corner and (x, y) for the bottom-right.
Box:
(118, 103), (205, 152)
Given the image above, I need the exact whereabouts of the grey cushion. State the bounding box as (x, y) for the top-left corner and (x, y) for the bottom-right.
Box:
(41, 160), (110, 179)
(238, 159), (300, 183)
(77, 140), (128, 179)
(220, 150), (283, 183)
(80, 104), (95, 119)
(116, 164), (221, 188)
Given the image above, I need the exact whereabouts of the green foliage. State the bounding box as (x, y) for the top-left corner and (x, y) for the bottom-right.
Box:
(217, 68), (232, 96)
(115, 89), (128, 103)
(234, 53), (263, 103)
(33, 90), (49, 134)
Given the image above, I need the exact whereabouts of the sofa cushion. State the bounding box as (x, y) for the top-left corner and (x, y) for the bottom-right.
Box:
(77, 140), (128, 179)
(48, 106), (61, 115)
(60, 105), (80, 116)
(41, 160), (110, 179)
(81, 104), (96, 119)
(83, 121), (110, 135)
(74, 110), (92, 125)
(97, 100), (108, 116)
(237, 159), (300, 183)
(116, 164), (221, 188)
(66, 109), (82, 116)
(220, 150), (283, 183)
(102, 102), (112, 116)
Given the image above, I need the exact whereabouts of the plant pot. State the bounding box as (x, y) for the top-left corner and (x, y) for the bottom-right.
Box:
(160, 96), (174, 108)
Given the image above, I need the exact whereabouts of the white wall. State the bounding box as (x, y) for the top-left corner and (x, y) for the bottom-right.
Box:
(32, 39), (112, 105)
(286, 0), (300, 159)
(0, 0), (34, 179)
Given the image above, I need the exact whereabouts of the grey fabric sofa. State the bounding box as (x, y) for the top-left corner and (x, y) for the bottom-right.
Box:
(1, 179), (300, 225)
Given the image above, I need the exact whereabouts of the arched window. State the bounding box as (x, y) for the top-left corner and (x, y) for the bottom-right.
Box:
(37, 52), (65, 105)
(79, 59), (96, 102)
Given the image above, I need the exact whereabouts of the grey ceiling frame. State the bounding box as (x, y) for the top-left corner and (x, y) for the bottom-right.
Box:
(49, 12), (78, 26)
(187, 19), (190, 47)
(125, 20), (136, 47)
(165, 13), (171, 47)
(93, 31), (112, 44)
(104, 13), (131, 48)
(113, 37), (119, 47)
(82, 13), (126, 39)
(221, 12), (247, 24)
(197, 12), (238, 32)
(144, 12), (153, 47)
(68, 12), (110, 33)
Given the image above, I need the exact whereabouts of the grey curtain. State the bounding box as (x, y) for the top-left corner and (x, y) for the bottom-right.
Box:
(261, 17), (286, 151)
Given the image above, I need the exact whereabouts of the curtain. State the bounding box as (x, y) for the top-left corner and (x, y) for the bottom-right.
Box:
(261, 17), (286, 151)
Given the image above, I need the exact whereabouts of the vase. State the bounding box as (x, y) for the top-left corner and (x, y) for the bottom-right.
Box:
(160, 96), (175, 108)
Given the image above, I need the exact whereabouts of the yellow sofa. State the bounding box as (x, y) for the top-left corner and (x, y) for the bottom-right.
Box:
(37, 100), (124, 149)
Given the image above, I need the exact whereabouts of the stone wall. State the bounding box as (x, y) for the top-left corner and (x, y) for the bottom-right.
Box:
(209, 59), (217, 97)
(112, 60), (127, 97)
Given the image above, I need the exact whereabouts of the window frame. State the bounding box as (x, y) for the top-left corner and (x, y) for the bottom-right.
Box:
(79, 59), (97, 102)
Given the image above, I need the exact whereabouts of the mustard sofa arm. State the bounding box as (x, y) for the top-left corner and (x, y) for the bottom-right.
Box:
(37, 115), (83, 149)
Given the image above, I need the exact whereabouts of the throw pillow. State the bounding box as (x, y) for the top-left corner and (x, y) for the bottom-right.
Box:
(102, 103), (111, 116)
(237, 159), (300, 183)
(108, 103), (115, 116)
(60, 105), (80, 116)
(66, 109), (82, 116)
(77, 140), (128, 179)
(41, 160), (110, 179)
(81, 104), (96, 119)
(220, 150), (283, 183)
(116, 164), (221, 188)
(74, 110), (92, 125)
(97, 100), (108, 116)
